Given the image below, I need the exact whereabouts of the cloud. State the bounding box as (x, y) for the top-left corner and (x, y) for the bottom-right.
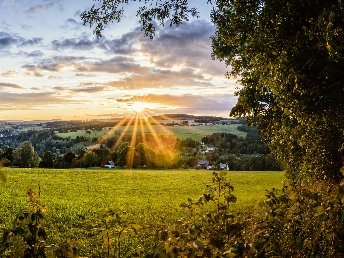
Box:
(26, 0), (63, 13)
(52, 37), (99, 50)
(26, 4), (45, 13)
(105, 68), (212, 90)
(116, 93), (237, 114)
(74, 56), (147, 74)
(48, 20), (226, 77)
(22, 55), (87, 76)
(101, 30), (141, 54)
(70, 83), (107, 93)
(0, 92), (78, 110)
(50, 29), (140, 54)
(18, 50), (44, 58)
(23, 62), (63, 73)
(0, 82), (22, 89)
(0, 32), (42, 49)
(1, 70), (17, 77)
(62, 18), (82, 30)
(139, 20), (227, 75)
(64, 21), (224, 74)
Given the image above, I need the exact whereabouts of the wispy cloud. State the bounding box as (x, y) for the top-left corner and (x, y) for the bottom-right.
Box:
(62, 18), (82, 30)
(52, 37), (99, 50)
(105, 68), (212, 90)
(70, 83), (107, 93)
(0, 82), (22, 89)
(0, 92), (78, 110)
(74, 56), (147, 74)
(26, 0), (63, 13)
(1, 70), (17, 77)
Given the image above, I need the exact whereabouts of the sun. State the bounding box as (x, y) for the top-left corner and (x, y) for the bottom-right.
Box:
(131, 102), (146, 112)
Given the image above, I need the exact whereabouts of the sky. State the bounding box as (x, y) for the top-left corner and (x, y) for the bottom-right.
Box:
(0, 0), (239, 121)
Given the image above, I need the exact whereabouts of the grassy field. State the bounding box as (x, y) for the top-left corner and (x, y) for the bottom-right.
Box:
(0, 168), (284, 256)
(56, 124), (246, 142)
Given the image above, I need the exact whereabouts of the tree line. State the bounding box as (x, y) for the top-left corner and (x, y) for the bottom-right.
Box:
(0, 129), (280, 170)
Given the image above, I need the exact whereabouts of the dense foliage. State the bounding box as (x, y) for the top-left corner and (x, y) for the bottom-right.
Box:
(12, 141), (40, 168)
(1, 124), (279, 170)
(211, 0), (344, 183)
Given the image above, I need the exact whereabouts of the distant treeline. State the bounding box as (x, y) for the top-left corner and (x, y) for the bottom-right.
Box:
(0, 121), (281, 171)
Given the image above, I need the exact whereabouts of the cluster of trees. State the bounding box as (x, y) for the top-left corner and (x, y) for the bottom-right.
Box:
(202, 130), (267, 155)
(153, 129), (279, 170)
(0, 129), (280, 170)
(0, 130), (76, 156)
(46, 120), (117, 132)
(0, 142), (77, 169)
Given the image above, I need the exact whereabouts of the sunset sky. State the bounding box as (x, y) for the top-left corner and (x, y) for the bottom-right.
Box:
(0, 0), (239, 121)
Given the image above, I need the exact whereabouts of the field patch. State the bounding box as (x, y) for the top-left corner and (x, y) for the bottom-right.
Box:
(55, 124), (246, 142)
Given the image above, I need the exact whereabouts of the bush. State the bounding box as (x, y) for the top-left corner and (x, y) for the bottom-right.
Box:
(245, 183), (344, 257)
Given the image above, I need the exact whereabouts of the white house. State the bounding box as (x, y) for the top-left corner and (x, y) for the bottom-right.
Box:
(104, 161), (115, 168)
(219, 163), (229, 170)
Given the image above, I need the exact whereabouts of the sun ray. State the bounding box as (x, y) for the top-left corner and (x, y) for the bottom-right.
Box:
(138, 112), (147, 145)
(145, 111), (173, 135)
(143, 111), (178, 161)
(112, 117), (135, 151)
(140, 111), (177, 165)
(96, 117), (129, 146)
(126, 113), (139, 167)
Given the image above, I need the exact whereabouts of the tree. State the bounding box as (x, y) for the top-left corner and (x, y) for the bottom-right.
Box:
(12, 141), (40, 168)
(81, 0), (199, 38)
(82, 150), (98, 167)
(0, 145), (14, 166)
(39, 151), (58, 168)
(82, 0), (344, 184)
(63, 151), (77, 168)
(211, 0), (344, 183)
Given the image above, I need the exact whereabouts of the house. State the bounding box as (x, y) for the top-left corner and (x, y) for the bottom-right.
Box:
(207, 165), (216, 170)
(205, 146), (216, 153)
(104, 161), (115, 168)
(197, 160), (209, 169)
(219, 163), (229, 170)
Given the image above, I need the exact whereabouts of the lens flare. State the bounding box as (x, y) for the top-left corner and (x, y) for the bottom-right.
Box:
(92, 99), (177, 168)
(132, 102), (146, 112)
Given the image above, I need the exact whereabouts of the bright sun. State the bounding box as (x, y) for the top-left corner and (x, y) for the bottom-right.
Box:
(131, 102), (146, 112)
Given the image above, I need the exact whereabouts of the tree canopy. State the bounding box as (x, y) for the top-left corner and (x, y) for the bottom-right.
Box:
(12, 141), (40, 168)
(82, 0), (344, 184)
(211, 0), (344, 183)
(81, 0), (200, 38)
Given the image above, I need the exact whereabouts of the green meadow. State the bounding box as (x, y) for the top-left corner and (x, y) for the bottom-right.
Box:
(0, 168), (284, 256)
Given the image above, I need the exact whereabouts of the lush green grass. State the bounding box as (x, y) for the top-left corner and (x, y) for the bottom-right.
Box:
(0, 168), (284, 255)
(56, 124), (246, 142)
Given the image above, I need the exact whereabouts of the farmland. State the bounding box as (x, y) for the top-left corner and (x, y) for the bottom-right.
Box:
(0, 168), (284, 256)
(55, 124), (247, 142)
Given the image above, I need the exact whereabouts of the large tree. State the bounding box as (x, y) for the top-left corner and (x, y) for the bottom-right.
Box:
(12, 141), (40, 168)
(82, 0), (344, 184)
(212, 0), (344, 184)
